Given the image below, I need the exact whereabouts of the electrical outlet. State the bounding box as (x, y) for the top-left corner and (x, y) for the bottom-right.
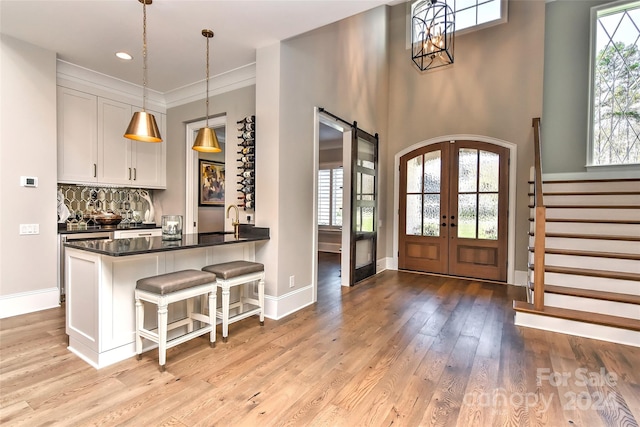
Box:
(289, 275), (295, 288)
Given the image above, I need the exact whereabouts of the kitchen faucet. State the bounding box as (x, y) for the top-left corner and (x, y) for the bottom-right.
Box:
(227, 204), (240, 239)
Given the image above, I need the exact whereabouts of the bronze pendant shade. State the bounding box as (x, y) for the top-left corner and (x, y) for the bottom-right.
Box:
(125, 0), (162, 143)
(193, 29), (221, 153)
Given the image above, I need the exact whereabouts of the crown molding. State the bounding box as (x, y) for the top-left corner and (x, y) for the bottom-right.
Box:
(164, 62), (257, 109)
(56, 60), (257, 112)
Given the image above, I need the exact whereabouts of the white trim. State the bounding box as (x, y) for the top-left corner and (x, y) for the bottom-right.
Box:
(543, 169), (640, 181)
(377, 256), (394, 273)
(165, 63), (257, 109)
(0, 287), (60, 319)
(185, 116), (227, 235)
(392, 134), (518, 284)
(57, 59), (257, 111)
(263, 285), (314, 320)
(514, 270), (529, 287)
(514, 311), (640, 348)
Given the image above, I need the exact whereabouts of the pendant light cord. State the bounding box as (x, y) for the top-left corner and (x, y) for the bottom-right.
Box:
(205, 34), (210, 128)
(142, 0), (148, 112)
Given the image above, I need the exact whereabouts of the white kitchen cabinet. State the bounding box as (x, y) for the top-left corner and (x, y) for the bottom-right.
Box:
(57, 87), (98, 184)
(113, 228), (162, 239)
(58, 86), (166, 189)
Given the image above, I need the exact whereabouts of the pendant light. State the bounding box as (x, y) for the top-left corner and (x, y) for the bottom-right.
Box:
(124, 0), (162, 143)
(192, 29), (221, 153)
(411, 0), (455, 71)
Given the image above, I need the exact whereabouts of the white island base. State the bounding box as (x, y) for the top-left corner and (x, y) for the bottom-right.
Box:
(65, 242), (257, 369)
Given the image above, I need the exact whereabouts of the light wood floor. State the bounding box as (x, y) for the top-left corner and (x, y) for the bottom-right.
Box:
(1, 253), (639, 426)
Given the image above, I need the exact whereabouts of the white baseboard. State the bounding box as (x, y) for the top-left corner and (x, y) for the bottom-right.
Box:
(0, 288), (60, 319)
(263, 284), (314, 320)
(514, 311), (640, 348)
(514, 270), (529, 287)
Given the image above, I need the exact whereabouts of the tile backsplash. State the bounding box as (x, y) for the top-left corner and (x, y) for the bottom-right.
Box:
(58, 184), (155, 223)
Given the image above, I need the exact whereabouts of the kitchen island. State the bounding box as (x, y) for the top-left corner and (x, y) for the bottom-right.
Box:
(64, 226), (269, 369)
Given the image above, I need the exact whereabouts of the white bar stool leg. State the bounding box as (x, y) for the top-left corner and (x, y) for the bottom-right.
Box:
(221, 285), (230, 343)
(259, 275), (265, 325)
(157, 298), (168, 372)
(135, 295), (144, 359)
(209, 287), (217, 347)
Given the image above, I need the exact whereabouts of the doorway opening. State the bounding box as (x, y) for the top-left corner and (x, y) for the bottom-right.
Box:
(185, 115), (226, 234)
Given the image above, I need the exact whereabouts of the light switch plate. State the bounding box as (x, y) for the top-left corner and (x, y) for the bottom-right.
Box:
(20, 176), (38, 187)
(19, 224), (39, 235)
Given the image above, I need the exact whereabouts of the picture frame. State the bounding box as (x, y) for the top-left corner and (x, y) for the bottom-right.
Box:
(199, 160), (225, 206)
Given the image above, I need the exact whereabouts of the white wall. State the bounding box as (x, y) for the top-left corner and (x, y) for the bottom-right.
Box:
(256, 6), (390, 302)
(0, 35), (59, 316)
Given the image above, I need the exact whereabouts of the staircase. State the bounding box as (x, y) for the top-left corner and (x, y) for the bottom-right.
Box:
(514, 176), (640, 347)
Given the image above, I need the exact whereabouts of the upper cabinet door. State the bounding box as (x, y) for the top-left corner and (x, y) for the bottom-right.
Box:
(131, 107), (166, 189)
(57, 87), (98, 184)
(97, 98), (132, 186)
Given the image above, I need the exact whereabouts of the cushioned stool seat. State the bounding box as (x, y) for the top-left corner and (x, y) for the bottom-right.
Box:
(202, 261), (265, 342)
(135, 269), (217, 371)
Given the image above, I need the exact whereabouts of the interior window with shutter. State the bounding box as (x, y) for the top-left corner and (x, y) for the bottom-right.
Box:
(318, 167), (343, 228)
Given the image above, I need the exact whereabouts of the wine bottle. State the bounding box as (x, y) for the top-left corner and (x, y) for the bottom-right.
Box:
(238, 186), (254, 194)
(236, 122), (255, 132)
(238, 155), (254, 163)
(238, 178), (254, 186)
(239, 131), (255, 140)
(237, 147), (254, 155)
(238, 139), (255, 147)
(240, 162), (255, 169)
(237, 171), (254, 178)
(236, 116), (254, 125)
(238, 201), (254, 210)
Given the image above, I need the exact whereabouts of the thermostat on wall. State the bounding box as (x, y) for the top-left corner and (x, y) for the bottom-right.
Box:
(20, 176), (38, 187)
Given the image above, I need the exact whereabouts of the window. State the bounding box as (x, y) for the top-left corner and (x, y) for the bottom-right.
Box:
(409, 0), (507, 43)
(318, 167), (343, 227)
(589, 1), (640, 166)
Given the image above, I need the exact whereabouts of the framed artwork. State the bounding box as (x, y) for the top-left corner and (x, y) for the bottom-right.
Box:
(199, 160), (225, 206)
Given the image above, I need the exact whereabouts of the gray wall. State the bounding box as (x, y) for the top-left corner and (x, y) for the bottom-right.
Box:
(542, 0), (610, 173)
(155, 85), (256, 232)
(256, 6), (390, 297)
(386, 1), (546, 271)
(0, 36), (58, 303)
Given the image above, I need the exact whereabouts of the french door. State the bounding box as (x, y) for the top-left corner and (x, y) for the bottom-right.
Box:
(399, 140), (509, 282)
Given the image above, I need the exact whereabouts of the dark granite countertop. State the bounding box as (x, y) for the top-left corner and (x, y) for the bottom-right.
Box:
(63, 225), (269, 257)
(58, 223), (160, 234)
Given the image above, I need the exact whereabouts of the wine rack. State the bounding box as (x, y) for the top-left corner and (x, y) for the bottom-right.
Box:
(236, 115), (255, 211)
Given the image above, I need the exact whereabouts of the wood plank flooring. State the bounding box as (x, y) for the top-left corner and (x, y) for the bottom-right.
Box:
(1, 252), (639, 426)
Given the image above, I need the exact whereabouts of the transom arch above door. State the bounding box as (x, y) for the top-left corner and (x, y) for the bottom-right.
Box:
(392, 135), (518, 284)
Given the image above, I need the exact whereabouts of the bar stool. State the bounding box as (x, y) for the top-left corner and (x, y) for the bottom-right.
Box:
(201, 261), (265, 342)
(135, 269), (217, 371)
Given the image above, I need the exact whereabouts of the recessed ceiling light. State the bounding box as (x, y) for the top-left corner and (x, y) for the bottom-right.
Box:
(116, 52), (133, 60)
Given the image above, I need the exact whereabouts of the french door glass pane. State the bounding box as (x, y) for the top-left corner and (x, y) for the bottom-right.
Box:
(407, 155), (423, 193)
(361, 206), (374, 232)
(479, 193), (499, 240)
(459, 149), (478, 192)
(458, 194), (477, 238)
(423, 194), (440, 236)
(479, 150), (499, 192)
(424, 151), (441, 193)
(406, 194), (423, 235)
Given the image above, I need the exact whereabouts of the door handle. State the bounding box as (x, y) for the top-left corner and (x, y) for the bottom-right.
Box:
(450, 215), (455, 219)
(93, 163), (97, 178)
(441, 222), (447, 227)
(128, 168), (132, 180)
(133, 168), (137, 181)
(450, 223), (456, 227)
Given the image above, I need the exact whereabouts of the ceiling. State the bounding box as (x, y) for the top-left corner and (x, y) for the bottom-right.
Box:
(1, 0), (401, 94)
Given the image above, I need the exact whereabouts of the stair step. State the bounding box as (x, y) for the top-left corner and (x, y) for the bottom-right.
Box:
(544, 205), (638, 209)
(542, 235), (640, 254)
(544, 265), (640, 282)
(544, 232), (640, 242)
(544, 285), (640, 305)
(528, 247), (640, 261)
(544, 207), (640, 222)
(546, 218), (640, 225)
(513, 301), (640, 332)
